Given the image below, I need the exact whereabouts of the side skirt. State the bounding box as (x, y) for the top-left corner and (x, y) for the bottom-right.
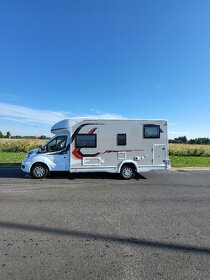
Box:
(70, 167), (118, 174)
(70, 165), (169, 174)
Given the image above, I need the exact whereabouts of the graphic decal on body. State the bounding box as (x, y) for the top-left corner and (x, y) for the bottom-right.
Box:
(72, 123), (144, 160)
(100, 149), (144, 155)
(72, 125), (101, 159)
(73, 148), (144, 159)
(71, 123), (104, 143)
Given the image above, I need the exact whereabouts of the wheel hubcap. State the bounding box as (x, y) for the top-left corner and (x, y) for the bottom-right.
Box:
(34, 166), (45, 177)
(123, 167), (133, 178)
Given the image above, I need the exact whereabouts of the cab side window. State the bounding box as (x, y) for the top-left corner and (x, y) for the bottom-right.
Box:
(46, 136), (67, 152)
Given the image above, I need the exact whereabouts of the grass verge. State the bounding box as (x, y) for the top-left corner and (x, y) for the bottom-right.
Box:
(0, 152), (26, 165)
(170, 156), (210, 168)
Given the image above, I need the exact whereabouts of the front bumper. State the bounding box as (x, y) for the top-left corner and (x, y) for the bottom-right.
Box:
(21, 160), (32, 173)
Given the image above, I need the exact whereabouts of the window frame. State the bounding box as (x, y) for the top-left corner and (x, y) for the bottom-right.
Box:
(117, 134), (127, 146)
(143, 125), (160, 139)
(75, 134), (97, 148)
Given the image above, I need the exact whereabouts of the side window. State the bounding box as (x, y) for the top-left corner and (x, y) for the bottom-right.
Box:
(46, 135), (67, 152)
(117, 134), (126, 146)
(143, 125), (160, 139)
(76, 134), (97, 148)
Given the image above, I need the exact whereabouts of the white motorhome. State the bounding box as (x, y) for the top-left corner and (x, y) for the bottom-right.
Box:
(21, 118), (170, 179)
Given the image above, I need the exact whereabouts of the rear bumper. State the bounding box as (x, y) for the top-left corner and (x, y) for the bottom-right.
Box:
(137, 164), (170, 173)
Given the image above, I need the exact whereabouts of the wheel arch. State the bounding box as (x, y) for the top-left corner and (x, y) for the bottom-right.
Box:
(30, 161), (50, 173)
(118, 160), (138, 174)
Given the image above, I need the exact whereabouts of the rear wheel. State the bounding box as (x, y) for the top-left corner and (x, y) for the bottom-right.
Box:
(31, 163), (48, 179)
(120, 165), (135, 180)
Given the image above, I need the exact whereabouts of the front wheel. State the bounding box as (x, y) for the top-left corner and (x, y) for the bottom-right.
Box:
(120, 165), (135, 180)
(31, 163), (48, 179)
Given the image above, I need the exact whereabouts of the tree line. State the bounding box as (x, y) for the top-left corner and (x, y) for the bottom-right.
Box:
(0, 131), (48, 139)
(169, 136), (210, 145)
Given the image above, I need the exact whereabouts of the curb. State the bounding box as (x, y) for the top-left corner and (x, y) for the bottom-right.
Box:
(170, 168), (210, 172)
(0, 164), (21, 169)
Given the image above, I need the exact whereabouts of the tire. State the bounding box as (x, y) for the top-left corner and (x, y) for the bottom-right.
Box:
(120, 165), (135, 180)
(31, 163), (48, 179)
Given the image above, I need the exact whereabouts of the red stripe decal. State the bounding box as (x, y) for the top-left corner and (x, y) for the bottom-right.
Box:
(72, 148), (83, 159)
(72, 127), (97, 159)
(88, 128), (97, 134)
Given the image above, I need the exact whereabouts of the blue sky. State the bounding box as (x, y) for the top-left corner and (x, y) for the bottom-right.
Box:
(0, 0), (210, 138)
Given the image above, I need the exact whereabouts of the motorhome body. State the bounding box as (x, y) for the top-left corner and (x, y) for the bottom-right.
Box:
(21, 118), (170, 179)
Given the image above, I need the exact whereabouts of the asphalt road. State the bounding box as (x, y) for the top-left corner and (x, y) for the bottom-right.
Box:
(0, 168), (210, 280)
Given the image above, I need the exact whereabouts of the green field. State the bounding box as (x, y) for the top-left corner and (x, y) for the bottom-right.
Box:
(170, 156), (210, 168)
(0, 139), (43, 166)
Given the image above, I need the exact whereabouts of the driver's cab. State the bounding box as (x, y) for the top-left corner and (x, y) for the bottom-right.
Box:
(39, 134), (70, 171)
(41, 135), (68, 153)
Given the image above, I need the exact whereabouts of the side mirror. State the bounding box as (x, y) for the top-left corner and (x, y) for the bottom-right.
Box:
(41, 145), (47, 153)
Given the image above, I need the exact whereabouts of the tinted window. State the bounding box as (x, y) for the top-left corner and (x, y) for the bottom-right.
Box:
(76, 134), (97, 148)
(144, 125), (160, 138)
(117, 134), (126, 146)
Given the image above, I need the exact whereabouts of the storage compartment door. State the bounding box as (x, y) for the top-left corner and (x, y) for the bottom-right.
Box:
(82, 157), (102, 166)
(153, 144), (167, 165)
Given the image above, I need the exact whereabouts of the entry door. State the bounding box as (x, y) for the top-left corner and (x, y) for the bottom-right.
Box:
(45, 135), (69, 171)
(47, 150), (69, 171)
(153, 144), (167, 165)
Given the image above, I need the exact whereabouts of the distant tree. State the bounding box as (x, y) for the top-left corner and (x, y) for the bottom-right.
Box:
(170, 137), (210, 145)
(24, 136), (36, 139)
(39, 135), (47, 139)
(194, 138), (210, 145)
(5, 131), (11, 138)
(188, 139), (196, 144)
(173, 136), (188, 144)
(182, 136), (188, 144)
(11, 136), (22, 139)
(0, 131), (3, 138)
